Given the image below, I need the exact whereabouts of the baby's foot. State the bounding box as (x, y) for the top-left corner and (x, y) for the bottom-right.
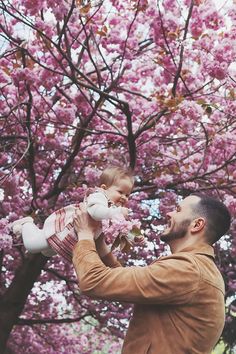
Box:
(11, 217), (34, 237)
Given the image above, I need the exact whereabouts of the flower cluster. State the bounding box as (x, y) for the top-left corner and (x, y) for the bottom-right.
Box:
(102, 216), (142, 252)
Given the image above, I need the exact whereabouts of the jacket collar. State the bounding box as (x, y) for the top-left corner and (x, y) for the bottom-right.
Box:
(178, 243), (215, 259)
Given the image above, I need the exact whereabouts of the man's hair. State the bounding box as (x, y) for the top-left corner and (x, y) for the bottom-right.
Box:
(191, 194), (231, 244)
(99, 166), (134, 187)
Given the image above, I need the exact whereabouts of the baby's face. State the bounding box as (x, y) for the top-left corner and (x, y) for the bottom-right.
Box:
(105, 177), (133, 206)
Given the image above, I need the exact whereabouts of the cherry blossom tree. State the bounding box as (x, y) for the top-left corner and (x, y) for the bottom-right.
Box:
(0, 0), (235, 352)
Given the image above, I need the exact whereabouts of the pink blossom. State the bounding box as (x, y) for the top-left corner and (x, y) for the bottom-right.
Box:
(209, 63), (228, 80)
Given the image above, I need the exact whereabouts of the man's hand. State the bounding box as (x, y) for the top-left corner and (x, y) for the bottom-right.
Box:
(95, 233), (111, 258)
(74, 203), (101, 241)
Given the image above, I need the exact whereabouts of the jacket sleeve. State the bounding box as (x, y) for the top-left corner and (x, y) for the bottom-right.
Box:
(101, 252), (122, 268)
(72, 240), (200, 305)
(86, 192), (123, 221)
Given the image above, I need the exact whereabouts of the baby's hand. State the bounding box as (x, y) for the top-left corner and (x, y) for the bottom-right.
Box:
(133, 235), (146, 246)
(121, 207), (129, 218)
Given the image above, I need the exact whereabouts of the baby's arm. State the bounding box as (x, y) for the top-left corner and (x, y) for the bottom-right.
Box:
(86, 192), (126, 221)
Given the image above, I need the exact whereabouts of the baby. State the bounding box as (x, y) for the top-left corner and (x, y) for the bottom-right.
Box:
(11, 166), (142, 261)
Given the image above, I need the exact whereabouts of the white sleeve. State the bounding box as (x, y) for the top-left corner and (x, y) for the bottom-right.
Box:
(86, 192), (123, 221)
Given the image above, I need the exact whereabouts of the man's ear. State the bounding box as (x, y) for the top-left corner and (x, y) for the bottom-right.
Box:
(191, 217), (206, 234)
(100, 184), (107, 190)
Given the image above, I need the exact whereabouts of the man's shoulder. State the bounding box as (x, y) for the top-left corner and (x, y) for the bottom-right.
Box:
(158, 249), (215, 271)
(153, 252), (201, 275)
(157, 251), (198, 262)
(158, 250), (224, 292)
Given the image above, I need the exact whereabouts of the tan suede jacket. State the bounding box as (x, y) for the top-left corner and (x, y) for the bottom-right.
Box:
(73, 240), (225, 354)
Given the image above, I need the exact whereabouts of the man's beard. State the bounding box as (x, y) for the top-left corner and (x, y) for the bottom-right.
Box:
(160, 219), (191, 242)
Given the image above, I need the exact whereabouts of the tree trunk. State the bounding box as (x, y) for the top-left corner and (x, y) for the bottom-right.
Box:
(0, 253), (48, 353)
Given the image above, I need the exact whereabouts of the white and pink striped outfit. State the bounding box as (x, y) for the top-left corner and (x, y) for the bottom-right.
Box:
(14, 189), (126, 262)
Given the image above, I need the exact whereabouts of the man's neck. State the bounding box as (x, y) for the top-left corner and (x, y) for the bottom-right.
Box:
(168, 236), (207, 253)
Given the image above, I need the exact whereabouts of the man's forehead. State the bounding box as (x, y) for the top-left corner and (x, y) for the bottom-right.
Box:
(180, 195), (200, 207)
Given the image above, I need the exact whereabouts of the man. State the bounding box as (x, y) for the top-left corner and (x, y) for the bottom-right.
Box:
(72, 194), (231, 354)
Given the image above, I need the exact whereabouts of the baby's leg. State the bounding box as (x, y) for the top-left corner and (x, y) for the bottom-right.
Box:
(22, 223), (51, 254)
(11, 216), (34, 237)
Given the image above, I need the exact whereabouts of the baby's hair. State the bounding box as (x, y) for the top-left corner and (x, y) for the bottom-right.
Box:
(99, 166), (134, 187)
